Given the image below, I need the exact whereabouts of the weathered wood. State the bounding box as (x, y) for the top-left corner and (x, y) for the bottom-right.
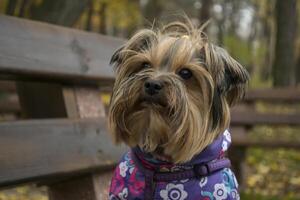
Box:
(231, 111), (300, 126)
(62, 87), (80, 118)
(73, 87), (106, 118)
(0, 94), (20, 113)
(0, 118), (127, 188)
(0, 81), (16, 92)
(0, 81), (19, 113)
(228, 127), (247, 190)
(233, 140), (300, 148)
(48, 175), (99, 200)
(48, 86), (109, 200)
(92, 171), (113, 200)
(0, 15), (123, 85)
(47, 171), (112, 200)
(245, 88), (300, 102)
(232, 135), (300, 148)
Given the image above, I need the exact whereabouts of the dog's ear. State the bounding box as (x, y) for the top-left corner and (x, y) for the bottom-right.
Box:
(205, 45), (249, 106)
(110, 30), (157, 68)
(110, 45), (125, 66)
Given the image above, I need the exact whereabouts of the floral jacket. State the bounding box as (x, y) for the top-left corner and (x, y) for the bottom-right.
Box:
(109, 130), (239, 200)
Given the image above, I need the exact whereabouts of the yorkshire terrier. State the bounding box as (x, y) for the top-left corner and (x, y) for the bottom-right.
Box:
(108, 20), (249, 200)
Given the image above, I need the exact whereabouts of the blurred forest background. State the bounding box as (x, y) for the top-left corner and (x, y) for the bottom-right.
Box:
(0, 0), (299, 200)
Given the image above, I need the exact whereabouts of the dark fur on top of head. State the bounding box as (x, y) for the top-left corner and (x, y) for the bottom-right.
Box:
(108, 20), (249, 163)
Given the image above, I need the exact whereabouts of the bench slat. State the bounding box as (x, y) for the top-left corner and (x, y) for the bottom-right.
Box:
(232, 133), (300, 148)
(245, 88), (300, 102)
(231, 111), (300, 126)
(0, 94), (20, 113)
(0, 118), (127, 188)
(0, 15), (123, 85)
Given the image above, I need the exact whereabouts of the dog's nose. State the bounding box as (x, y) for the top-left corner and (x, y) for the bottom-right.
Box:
(144, 80), (163, 96)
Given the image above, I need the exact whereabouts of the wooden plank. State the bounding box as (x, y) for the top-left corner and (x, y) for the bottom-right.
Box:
(92, 171), (114, 200)
(0, 118), (127, 188)
(231, 111), (300, 126)
(228, 127), (247, 190)
(0, 94), (20, 113)
(47, 171), (113, 200)
(48, 174), (100, 200)
(0, 15), (123, 85)
(72, 87), (106, 118)
(0, 81), (16, 92)
(231, 127), (300, 149)
(48, 86), (108, 200)
(232, 135), (300, 148)
(245, 88), (300, 102)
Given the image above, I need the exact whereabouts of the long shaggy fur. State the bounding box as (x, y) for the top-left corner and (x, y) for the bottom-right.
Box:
(109, 20), (249, 163)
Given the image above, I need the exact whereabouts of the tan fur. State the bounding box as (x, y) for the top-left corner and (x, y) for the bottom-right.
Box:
(108, 19), (249, 163)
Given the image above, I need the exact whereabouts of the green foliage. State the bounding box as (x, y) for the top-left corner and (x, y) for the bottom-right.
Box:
(223, 35), (252, 68)
(223, 34), (273, 89)
(74, 0), (142, 36)
(0, 186), (48, 200)
(246, 148), (300, 198)
(0, 0), (8, 13)
(241, 192), (296, 200)
(106, 0), (141, 33)
(243, 102), (300, 199)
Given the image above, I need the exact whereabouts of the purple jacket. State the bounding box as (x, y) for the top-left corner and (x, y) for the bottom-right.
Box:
(109, 130), (239, 200)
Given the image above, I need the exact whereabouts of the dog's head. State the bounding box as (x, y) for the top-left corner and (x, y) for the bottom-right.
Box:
(108, 21), (249, 163)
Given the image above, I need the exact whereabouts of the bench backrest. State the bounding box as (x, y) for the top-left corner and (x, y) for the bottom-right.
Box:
(0, 15), (126, 199)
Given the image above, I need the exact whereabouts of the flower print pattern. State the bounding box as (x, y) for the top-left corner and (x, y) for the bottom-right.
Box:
(108, 194), (118, 200)
(129, 167), (134, 174)
(199, 177), (208, 187)
(118, 187), (128, 200)
(231, 189), (240, 200)
(160, 183), (188, 200)
(222, 140), (228, 151)
(213, 183), (228, 200)
(171, 166), (182, 172)
(119, 161), (128, 177)
(180, 179), (189, 183)
(224, 129), (231, 142)
(233, 174), (239, 188)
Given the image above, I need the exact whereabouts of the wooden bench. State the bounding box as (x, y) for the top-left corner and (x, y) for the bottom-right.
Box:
(0, 15), (300, 198)
(228, 88), (300, 189)
(0, 15), (126, 200)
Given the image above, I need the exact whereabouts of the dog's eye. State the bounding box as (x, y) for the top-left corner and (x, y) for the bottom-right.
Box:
(141, 62), (151, 69)
(178, 68), (193, 80)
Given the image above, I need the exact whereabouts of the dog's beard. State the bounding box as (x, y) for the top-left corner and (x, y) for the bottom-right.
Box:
(108, 69), (227, 163)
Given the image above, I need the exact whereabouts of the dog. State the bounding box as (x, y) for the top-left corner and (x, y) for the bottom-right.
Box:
(108, 19), (249, 200)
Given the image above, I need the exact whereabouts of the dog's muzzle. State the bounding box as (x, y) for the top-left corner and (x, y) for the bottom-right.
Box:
(144, 79), (163, 96)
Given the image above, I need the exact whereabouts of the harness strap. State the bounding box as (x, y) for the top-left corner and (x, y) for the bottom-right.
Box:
(131, 150), (231, 200)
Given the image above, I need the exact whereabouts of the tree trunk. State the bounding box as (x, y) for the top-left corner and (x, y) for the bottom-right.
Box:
(30, 0), (89, 27)
(18, 0), (29, 17)
(98, 2), (107, 34)
(199, 0), (212, 23)
(261, 3), (275, 80)
(143, 0), (164, 26)
(272, 0), (297, 86)
(5, 0), (18, 15)
(199, 0), (213, 33)
(297, 53), (300, 84)
(85, 0), (93, 31)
